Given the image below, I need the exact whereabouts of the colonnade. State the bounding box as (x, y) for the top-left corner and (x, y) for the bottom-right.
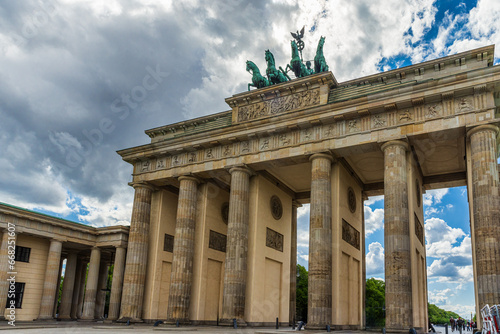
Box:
(116, 125), (500, 329)
(0, 235), (128, 321)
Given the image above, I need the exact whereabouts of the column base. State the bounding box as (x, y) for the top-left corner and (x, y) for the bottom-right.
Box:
(386, 327), (413, 333)
(219, 318), (247, 327)
(306, 324), (330, 330)
(117, 317), (143, 323)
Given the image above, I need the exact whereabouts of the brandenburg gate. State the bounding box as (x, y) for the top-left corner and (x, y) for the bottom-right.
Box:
(117, 45), (500, 331)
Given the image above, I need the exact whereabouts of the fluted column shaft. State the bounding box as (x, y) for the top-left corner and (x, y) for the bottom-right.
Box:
(38, 239), (63, 319)
(81, 247), (101, 320)
(119, 183), (154, 321)
(0, 230), (15, 320)
(308, 153), (333, 329)
(289, 202), (300, 325)
(468, 125), (500, 309)
(59, 252), (78, 319)
(221, 166), (252, 323)
(382, 140), (412, 331)
(76, 261), (88, 318)
(167, 176), (200, 322)
(108, 246), (127, 320)
(95, 262), (109, 319)
(70, 259), (85, 319)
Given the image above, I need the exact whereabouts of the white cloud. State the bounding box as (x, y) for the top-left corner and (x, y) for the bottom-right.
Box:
(423, 189), (449, 207)
(428, 288), (453, 304)
(297, 205), (310, 219)
(425, 217), (466, 244)
(364, 205), (384, 236)
(364, 195), (383, 206)
(366, 242), (385, 277)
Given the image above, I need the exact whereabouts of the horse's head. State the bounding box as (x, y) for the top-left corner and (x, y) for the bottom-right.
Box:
(291, 40), (299, 57)
(318, 36), (326, 49)
(265, 50), (275, 65)
(246, 60), (259, 74)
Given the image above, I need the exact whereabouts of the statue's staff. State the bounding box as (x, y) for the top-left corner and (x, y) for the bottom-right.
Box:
(291, 26), (305, 61)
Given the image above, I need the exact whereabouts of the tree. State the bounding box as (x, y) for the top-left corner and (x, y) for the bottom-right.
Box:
(365, 278), (385, 327)
(428, 303), (460, 325)
(296, 264), (308, 322)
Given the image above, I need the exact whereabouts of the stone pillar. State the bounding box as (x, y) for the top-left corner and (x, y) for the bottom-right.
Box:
(53, 257), (64, 318)
(0, 230), (15, 320)
(81, 247), (101, 320)
(119, 182), (154, 322)
(108, 246), (126, 321)
(467, 125), (500, 309)
(381, 140), (413, 331)
(70, 258), (85, 319)
(95, 261), (109, 319)
(307, 153), (333, 329)
(167, 176), (200, 323)
(59, 252), (78, 319)
(221, 166), (252, 325)
(289, 201), (300, 325)
(76, 261), (88, 319)
(38, 239), (63, 320)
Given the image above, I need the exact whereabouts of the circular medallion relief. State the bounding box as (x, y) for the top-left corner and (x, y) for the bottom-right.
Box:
(348, 187), (356, 213)
(270, 195), (283, 220)
(221, 202), (229, 224)
(416, 180), (421, 207)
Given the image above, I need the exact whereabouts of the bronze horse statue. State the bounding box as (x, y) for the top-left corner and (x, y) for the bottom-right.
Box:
(314, 36), (329, 73)
(265, 50), (290, 85)
(285, 40), (308, 78)
(246, 60), (269, 90)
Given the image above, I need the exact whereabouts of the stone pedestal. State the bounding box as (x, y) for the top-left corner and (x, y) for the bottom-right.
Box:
(81, 247), (101, 320)
(38, 239), (63, 320)
(119, 182), (154, 322)
(221, 166), (252, 325)
(108, 246), (126, 320)
(59, 252), (78, 319)
(167, 176), (200, 323)
(289, 201), (300, 325)
(468, 125), (500, 309)
(307, 153), (333, 329)
(381, 140), (413, 331)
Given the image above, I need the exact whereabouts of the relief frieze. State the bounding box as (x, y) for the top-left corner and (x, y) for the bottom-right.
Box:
(342, 219), (360, 250)
(209, 230), (227, 253)
(237, 89), (320, 122)
(266, 227), (283, 252)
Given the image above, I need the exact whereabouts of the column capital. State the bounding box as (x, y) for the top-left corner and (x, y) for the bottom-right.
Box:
(292, 200), (302, 208)
(309, 152), (334, 163)
(467, 124), (499, 139)
(129, 181), (155, 191)
(380, 139), (409, 152)
(228, 165), (254, 176)
(178, 175), (201, 184)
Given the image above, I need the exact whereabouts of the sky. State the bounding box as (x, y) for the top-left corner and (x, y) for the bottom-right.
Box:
(1, 0), (500, 320)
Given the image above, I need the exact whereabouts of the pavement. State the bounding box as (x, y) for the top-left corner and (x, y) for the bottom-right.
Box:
(0, 322), (479, 334)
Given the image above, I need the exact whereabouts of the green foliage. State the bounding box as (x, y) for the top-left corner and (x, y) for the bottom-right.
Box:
(428, 303), (461, 325)
(296, 264), (308, 322)
(366, 278), (385, 327)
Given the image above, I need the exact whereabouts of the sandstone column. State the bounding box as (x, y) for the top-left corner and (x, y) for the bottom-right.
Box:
(59, 252), (78, 319)
(308, 153), (333, 329)
(53, 257), (64, 318)
(108, 246), (127, 320)
(0, 230), (15, 320)
(95, 261), (109, 319)
(381, 140), (413, 331)
(119, 182), (154, 322)
(38, 239), (63, 320)
(468, 125), (500, 309)
(221, 166), (252, 325)
(167, 176), (200, 323)
(70, 258), (85, 319)
(76, 261), (88, 319)
(81, 247), (101, 320)
(289, 201), (300, 325)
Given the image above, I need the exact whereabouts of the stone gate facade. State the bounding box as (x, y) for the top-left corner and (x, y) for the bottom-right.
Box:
(116, 45), (500, 330)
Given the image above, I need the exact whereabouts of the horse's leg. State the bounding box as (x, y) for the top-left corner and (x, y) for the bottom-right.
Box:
(248, 83), (254, 91)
